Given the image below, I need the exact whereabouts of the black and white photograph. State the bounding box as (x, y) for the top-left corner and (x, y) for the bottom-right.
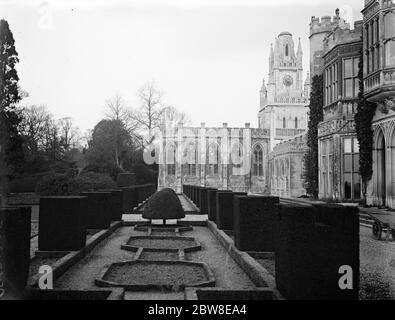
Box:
(0, 0), (395, 306)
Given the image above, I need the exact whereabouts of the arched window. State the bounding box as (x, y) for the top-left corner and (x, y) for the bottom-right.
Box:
(283, 117), (286, 128)
(208, 142), (219, 175)
(166, 142), (176, 176)
(231, 142), (243, 171)
(252, 144), (264, 176)
(384, 12), (395, 66)
(183, 141), (196, 176)
(295, 117), (298, 129)
(285, 44), (289, 56)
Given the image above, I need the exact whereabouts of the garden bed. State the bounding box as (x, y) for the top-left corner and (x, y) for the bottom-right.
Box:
(95, 260), (215, 290)
(134, 223), (193, 233)
(121, 236), (201, 252)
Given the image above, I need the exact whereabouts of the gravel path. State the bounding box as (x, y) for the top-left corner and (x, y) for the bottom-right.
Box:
(127, 237), (197, 250)
(360, 225), (395, 300)
(53, 226), (256, 291)
(178, 194), (199, 213)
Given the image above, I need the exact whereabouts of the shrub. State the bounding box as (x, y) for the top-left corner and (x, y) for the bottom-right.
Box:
(143, 188), (184, 221)
(35, 173), (79, 196)
(74, 172), (116, 191)
(36, 172), (116, 196)
(129, 163), (158, 185)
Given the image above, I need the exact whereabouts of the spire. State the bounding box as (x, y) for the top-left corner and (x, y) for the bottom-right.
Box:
(297, 37), (302, 55)
(260, 78), (267, 92)
(304, 72), (310, 85)
(269, 43), (274, 71)
(274, 37), (279, 66)
(260, 78), (268, 108)
(274, 37), (279, 52)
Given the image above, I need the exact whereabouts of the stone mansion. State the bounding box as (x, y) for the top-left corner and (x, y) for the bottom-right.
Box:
(158, 1), (395, 210)
(158, 31), (310, 197)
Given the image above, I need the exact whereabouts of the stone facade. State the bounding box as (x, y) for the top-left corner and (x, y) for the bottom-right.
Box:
(309, 10), (347, 78)
(318, 21), (363, 201)
(158, 32), (311, 198)
(363, 0), (395, 209)
(157, 123), (270, 194)
(258, 32), (310, 151)
(268, 134), (308, 198)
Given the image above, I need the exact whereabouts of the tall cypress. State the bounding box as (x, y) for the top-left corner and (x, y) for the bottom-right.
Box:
(0, 19), (24, 198)
(355, 49), (376, 203)
(303, 74), (324, 198)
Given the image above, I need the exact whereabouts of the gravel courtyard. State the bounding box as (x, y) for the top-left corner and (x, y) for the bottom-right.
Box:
(360, 225), (395, 300)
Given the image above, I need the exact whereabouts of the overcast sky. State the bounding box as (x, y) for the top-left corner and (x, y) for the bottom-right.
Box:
(1, 0), (363, 132)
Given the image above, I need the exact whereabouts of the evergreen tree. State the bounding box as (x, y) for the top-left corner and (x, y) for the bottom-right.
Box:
(355, 50), (376, 203)
(0, 19), (25, 192)
(303, 74), (323, 197)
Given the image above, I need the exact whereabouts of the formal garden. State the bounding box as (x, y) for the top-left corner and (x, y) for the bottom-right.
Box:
(0, 178), (360, 300)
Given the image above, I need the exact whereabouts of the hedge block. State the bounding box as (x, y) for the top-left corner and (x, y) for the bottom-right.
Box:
(121, 186), (138, 213)
(117, 173), (136, 187)
(207, 189), (231, 222)
(311, 204), (359, 300)
(233, 196), (279, 252)
(199, 188), (215, 215)
(99, 189), (124, 221)
(194, 187), (201, 209)
(207, 189), (218, 221)
(80, 192), (112, 229)
(275, 203), (359, 300)
(39, 197), (87, 251)
(0, 207), (31, 296)
(275, 204), (316, 300)
(192, 186), (197, 203)
(216, 192), (247, 230)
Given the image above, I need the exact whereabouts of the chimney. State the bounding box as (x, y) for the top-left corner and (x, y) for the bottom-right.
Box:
(222, 123), (228, 128)
(245, 123), (251, 128)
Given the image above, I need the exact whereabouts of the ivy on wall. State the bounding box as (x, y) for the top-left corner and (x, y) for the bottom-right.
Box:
(354, 50), (376, 202)
(303, 74), (323, 197)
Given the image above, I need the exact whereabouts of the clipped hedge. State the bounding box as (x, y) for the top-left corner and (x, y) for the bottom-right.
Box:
(74, 172), (116, 191)
(143, 188), (184, 220)
(36, 172), (116, 196)
(0, 207), (31, 297)
(35, 173), (78, 196)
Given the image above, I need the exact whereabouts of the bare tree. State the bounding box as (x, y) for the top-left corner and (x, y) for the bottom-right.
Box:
(132, 81), (167, 145)
(105, 94), (129, 122)
(161, 105), (191, 129)
(58, 117), (80, 150)
(105, 94), (141, 143)
(43, 117), (62, 160)
(19, 105), (51, 155)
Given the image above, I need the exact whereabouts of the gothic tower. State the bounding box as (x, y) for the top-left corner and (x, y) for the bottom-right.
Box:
(258, 32), (310, 151)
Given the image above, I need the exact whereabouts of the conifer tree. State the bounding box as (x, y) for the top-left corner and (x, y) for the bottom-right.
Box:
(303, 74), (323, 197)
(0, 19), (24, 197)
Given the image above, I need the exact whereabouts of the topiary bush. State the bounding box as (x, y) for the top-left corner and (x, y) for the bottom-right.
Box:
(36, 172), (116, 196)
(143, 188), (185, 222)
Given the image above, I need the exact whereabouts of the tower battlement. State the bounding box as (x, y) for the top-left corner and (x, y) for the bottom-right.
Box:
(310, 15), (342, 37)
(323, 20), (363, 55)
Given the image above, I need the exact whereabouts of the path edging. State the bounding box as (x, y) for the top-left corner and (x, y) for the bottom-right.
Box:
(29, 221), (122, 288)
(207, 221), (282, 298)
